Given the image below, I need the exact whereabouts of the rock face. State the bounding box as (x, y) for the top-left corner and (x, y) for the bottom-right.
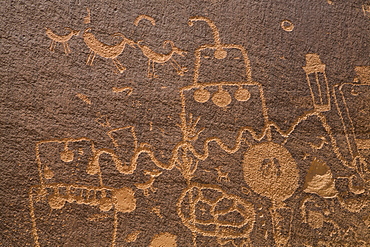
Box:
(2, 0), (370, 246)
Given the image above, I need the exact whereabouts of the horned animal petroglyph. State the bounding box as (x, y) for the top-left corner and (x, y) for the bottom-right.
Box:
(83, 28), (135, 73)
(137, 40), (187, 78)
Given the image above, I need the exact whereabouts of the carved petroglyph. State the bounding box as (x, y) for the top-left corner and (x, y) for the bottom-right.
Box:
(34, 10), (370, 246)
(125, 230), (141, 243)
(29, 184), (135, 246)
(134, 14), (187, 78)
(333, 82), (370, 188)
(188, 16), (227, 59)
(30, 133), (137, 246)
(135, 169), (162, 196)
(83, 28), (136, 73)
(280, 20), (294, 32)
(112, 86), (133, 95)
(95, 112), (111, 128)
(45, 27), (80, 54)
(137, 40), (188, 78)
(84, 7), (91, 24)
(303, 54), (331, 112)
(308, 136), (328, 150)
(243, 142), (299, 202)
(354, 66), (370, 84)
(187, 16), (254, 109)
(113, 187), (136, 213)
(242, 142), (299, 245)
(326, 0), (334, 5)
(151, 206), (163, 219)
(362, 4), (370, 17)
(177, 183), (255, 244)
(150, 232), (177, 247)
(215, 166), (230, 183)
(87, 126), (139, 174)
(303, 158), (338, 198)
(76, 93), (92, 105)
(35, 138), (101, 187)
(134, 14), (156, 26)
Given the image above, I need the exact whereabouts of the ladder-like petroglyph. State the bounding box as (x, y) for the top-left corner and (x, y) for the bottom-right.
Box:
(303, 54), (331, 112)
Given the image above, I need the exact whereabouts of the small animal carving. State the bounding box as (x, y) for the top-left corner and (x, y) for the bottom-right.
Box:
(45, 27), (80, 54)
(137, 40), (187, 78)
(135, 169), (162, 196)
(215, 166), (230, 182)
(83, 28), (136, 73)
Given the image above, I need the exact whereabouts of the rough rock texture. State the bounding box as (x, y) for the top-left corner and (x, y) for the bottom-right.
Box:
(1, 0), (369, 246)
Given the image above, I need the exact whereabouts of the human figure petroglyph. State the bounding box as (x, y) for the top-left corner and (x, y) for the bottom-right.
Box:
(83, 28), (136, 73)
(45, 27), (80, 54)
(137, 40), (188, 78)
(333, 82), (370, 187)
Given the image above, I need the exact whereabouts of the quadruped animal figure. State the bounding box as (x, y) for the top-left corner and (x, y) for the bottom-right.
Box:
(83, 28), (136, 73)
(137, 40), (188, 78)
(45, 27), (80, 54)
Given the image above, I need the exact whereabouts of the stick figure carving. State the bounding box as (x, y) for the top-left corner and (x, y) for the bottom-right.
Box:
(83, 28), (136, 73)
(137, 40), (188, 78)
(45, 27), (80, 54)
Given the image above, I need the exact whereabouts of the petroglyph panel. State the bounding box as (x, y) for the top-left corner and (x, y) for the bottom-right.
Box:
(2, 0), (370, 246)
